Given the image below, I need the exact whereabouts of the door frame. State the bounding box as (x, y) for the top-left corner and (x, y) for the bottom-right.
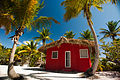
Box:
(65, 51), (71, 68)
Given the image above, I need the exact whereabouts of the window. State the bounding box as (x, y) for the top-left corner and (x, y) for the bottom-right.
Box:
(52, 51), (58, 59)
(80, 49), (88, 58)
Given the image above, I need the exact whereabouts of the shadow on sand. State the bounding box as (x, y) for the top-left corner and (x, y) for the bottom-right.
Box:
(0, 76), (9, 80)
(0, 74), (51, 80)
(23, 73), (80, 80)
(21, 67), (80, 80)
(23, 67), (79, 74)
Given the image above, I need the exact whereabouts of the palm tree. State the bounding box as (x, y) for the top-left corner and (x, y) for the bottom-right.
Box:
(64, 31), (76, 39)
(61, 0), (104, 76)
(0, 0), (59, 79)
(100, 20), (120, 41)
(6, 1), (46, 79)
(18, 40), (38, 66)
(33, 28), (54, 63)
(78, 29), (94, 41)
(33, 28), (54, 46)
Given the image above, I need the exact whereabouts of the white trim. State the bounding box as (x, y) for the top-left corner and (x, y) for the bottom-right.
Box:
(65, 51), (71, 68)
(52, 51), (58, 59)
(80, 49), (88, 58)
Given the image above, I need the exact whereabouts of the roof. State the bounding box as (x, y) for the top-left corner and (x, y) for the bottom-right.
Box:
(38, 37), (95, 52)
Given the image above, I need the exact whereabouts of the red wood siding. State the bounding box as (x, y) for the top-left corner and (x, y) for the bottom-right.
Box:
(46, 43), (91, 72)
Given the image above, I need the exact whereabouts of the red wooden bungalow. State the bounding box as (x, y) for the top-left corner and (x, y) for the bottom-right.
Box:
(38, 37), (95, 72)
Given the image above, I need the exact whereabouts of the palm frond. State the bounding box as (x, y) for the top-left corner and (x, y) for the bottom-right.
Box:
(18, 50), (28, 54)
(100, 20), (120, 40)
(79, 29), (93, 41)
(33, 28), (53, 43)
(61, 0), (104, 22)
(32, 16), (60, 29)
(32, 37), (41, 39)
(64, 31), (76, 38)
(116, 34), (120, 36)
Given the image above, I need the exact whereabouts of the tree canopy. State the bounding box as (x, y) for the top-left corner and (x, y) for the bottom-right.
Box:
(100, 20), (120, 40)
(78, 29), (94, 41)
(64, 31), (76, 39)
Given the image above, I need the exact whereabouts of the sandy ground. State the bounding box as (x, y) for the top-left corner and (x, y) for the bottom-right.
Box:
(0, 65), (120, 80)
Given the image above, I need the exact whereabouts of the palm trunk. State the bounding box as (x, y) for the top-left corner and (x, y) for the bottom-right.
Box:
(41, 52), (42, 63)
(43, 39), (46, 46)
(8, 35), (20, 79)
(29, 52), (32, 66)
(40, 39), (46, 63)
(112, 36), (115, 41)
(8, 28), (24, 79)
(40, 39), (46, 67)
(22, 56), (30, 67)
(86, 13), (99, 75)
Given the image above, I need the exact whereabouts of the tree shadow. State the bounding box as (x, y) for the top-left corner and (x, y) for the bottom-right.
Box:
(23, 67), (79, 74)
(0, 76), (9, 80)
(25, 73), (51, 80)
(23, 73), (80, 80)
(23, 67), (45, 71)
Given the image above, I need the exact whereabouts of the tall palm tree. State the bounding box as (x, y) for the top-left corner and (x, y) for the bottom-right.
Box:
(100, 20), (120, 41)
(18, 40), (38, 66)
(78, 29), (94, 41)
(0, 0), (59, 79)
(33, 28), (54, 62)
(61, 0), (104, 76)
(64, 31), (76, 39)
(6, 1), (46, 79)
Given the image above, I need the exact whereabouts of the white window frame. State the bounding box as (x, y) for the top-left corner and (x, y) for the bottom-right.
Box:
(80, 49), (88, 58)
(65, 51), (71, 68)
(52, 51), (58, 59)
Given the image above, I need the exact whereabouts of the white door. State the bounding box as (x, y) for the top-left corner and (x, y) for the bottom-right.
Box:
(65, 51), (71, 68)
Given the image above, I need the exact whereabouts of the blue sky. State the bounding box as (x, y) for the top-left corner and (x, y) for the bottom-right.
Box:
(0, 0), (120, 50)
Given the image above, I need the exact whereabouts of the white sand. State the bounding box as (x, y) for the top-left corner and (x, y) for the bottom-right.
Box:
(0, 65), (119, 80)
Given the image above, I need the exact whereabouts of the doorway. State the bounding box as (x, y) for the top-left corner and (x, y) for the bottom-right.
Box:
(65, 51), (71, 68)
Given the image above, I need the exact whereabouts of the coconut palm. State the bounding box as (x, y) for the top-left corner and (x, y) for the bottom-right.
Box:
(0, 0), (59, 79)
(61, 0), (105, 76)
(5, 1), (46, 79)
(100, 20), (120, 41)
(78, 29), (94, 41)
(64, 31), (76, 39)
(18, 40), (39, 66)
(33, 28), (54, 62)
(33, 28), (54, 46)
